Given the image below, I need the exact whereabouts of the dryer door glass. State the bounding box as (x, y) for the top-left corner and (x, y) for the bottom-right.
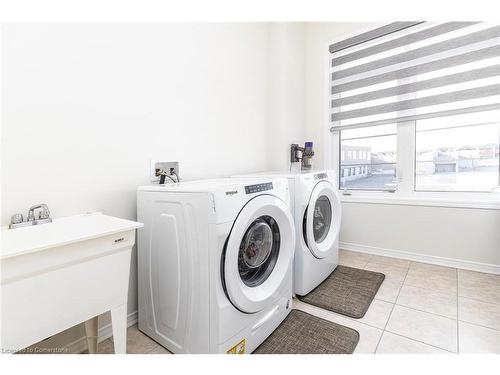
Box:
(238, 216), (280, 287)
(313, 196), (332, 243)
(302, 179), (343, 261)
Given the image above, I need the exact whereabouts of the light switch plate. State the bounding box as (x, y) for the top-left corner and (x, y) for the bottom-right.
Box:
(150, 160), (180, 182)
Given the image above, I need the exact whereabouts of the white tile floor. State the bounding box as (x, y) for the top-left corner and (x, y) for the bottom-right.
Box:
(97, 325), (170, 354)
(302, 249), (500, 354)
(28, 249), (500, 354)
(108, 250), (499, 354)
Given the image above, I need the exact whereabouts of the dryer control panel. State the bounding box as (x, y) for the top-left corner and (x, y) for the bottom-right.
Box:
(244, 182), (273, 194)
(314, 172), (328, 180)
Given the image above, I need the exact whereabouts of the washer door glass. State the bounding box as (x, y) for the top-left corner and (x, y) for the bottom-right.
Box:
(312, 196), (332, 243)
(238, 216), (280, 287)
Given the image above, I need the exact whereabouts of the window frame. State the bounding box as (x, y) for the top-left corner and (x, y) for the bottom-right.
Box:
(330, 120), (500, 209)
(324, 27), (500, 210)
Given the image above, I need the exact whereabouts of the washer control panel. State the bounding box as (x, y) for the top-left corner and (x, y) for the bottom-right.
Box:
(244, 182), (273, 194)
(314, 172), (328, 180)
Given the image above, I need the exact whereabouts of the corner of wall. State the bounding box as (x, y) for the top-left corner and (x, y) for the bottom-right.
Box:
(266, 23), (307, 171)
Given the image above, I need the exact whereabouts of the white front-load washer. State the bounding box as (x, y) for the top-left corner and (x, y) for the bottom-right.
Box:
(137, 178), (295, 353)
(233, 170), (341, 296)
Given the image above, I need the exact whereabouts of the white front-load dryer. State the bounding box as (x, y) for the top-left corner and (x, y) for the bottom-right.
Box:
(233, 170), (341, 296)
(137, 178), (295, 353)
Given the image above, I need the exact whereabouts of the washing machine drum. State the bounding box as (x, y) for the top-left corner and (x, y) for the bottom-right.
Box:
(303, 181), (342, 259)
(223, 195), (295, 313)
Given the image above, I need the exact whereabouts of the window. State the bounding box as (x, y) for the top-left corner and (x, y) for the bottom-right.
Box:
(340, 124), (397, 191)
(415, 111), (500, 192)
(329, 22), (500, 205)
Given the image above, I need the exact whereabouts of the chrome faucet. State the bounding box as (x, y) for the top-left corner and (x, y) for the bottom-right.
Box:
(27, 204), (51, 221)
(9, 203), (52, 229)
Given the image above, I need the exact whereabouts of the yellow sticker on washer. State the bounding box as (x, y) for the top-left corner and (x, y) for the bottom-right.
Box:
(226, 339), (246, 354)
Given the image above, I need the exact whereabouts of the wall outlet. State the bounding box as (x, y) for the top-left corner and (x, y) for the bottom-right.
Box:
(150, 160), (180, 183)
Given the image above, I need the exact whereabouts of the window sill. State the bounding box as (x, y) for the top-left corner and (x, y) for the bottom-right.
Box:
(340, 193), (500, 210)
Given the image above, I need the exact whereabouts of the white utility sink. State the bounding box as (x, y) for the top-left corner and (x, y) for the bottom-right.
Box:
(1, 212), (143, 354)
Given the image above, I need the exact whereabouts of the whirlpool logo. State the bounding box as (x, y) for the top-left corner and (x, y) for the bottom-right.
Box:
(225, 190), (238, 196)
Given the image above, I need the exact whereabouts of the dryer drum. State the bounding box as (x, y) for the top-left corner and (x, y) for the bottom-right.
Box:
(302, 195), (333, 246)
(238, 215), (281, 288)
(313, 196), (332, 243)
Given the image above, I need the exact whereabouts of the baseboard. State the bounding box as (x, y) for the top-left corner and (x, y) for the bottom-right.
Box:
(340, 241), (500, 275)
(66, 310), (138, 354)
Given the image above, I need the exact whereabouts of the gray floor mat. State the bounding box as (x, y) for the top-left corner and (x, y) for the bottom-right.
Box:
(253, 309), (359, 354)
(298, 265), (385, 318)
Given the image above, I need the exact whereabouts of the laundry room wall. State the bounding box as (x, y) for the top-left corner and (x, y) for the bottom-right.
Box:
(303, 22), (500, 271)
(0, 22), (306, 351)
(267, 22), (306, 171)
(1, 23), (275, 226)
(340, 202), (500, 269)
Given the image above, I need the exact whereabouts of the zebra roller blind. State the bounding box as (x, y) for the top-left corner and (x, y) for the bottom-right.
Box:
(329, 22), (500, 131)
